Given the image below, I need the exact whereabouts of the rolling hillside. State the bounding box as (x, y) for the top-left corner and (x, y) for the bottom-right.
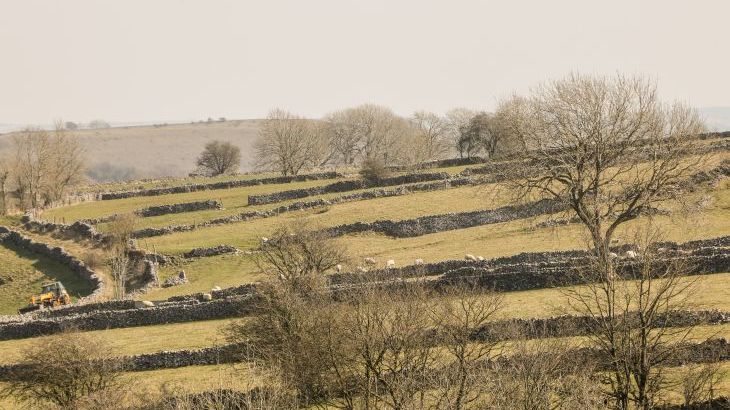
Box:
(0, 139), (729, 407)
(0, 119), (263, 179)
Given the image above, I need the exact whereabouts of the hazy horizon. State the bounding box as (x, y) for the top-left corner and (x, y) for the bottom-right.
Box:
(1, 0), (729, 126)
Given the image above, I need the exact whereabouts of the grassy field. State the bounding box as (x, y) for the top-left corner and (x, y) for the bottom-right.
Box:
(1, 272), (727, 366)
(138, 182), (515, 254)
(0, 242), (93, 315)
(42, 177), (348, 223)
(1, 152), (727, 405)
(0, 318), (237, 365)
(43, 163), (479, 227)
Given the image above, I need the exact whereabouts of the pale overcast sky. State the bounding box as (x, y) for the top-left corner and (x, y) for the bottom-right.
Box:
(0, 0), (728, 125)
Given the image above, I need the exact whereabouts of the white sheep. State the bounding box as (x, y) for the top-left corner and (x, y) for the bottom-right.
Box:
(335, 264), (342, 273)
(386, 259), (396, 269)
(261, 237), (269, 243)
(477, 256), (484, 262)
(364, 257), (377, 265)
(414, 258), (424, 265)
(202, 293), (213, 301)
(608, 252), (618, 259)
(465, 254), (477, 262)
(625, 250), (638, 259)
(211, 286), (222, 292)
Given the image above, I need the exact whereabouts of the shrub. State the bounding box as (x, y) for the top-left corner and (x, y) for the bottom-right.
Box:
(359, 157), (391, 182)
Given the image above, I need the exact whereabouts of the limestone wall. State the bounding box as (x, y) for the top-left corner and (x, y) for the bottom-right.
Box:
(0, 226), (105, 304)
(100, 172), (343, 200)
(247, 172), (451, 205)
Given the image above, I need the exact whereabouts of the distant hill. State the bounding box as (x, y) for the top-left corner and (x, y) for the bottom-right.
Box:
(0, 120), (263, 179)
(699, 107), (730, 132)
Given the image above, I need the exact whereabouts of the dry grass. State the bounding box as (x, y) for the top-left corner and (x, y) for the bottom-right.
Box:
(0, 242), (93, 315)
(42, 177), (346, 223)
(0, 318), (237, 365)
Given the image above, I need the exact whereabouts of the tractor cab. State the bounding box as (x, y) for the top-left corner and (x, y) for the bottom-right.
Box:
(40, 282), (66, 297)
(19, 281), (72, 314)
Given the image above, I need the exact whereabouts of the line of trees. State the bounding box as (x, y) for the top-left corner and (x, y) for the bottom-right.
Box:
(254, 104), (513, 176)
(0, 124), (86, 214)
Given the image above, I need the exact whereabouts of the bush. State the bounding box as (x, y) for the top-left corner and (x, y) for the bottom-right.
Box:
(359, 157), (391, 182)
(0, 332), (127, 408)
(82, 251), (105, 269)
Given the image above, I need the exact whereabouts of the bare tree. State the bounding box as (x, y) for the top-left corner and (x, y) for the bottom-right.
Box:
(429, 283), (502, 410)
(87, 119), (110, 129)
(0, 156), (10, 215)
(499, 73), (705, 262)
(254, 109), (326, 176)
(344, 282), (437, 410)
(106, 213), (138, 299)
(324, 104), (407, 166)
(0, 332), (126, 408)
(64, 121), (79, 130)
(680, 363), (725, 407)
(445, 108), (478, 158)
(44, 123), (86, 203)
(499, 73), (706, 409)
(489, 333), (604, 410)
(411, 111), (450, 160)
(10, 126), (86, 209)
(196, 140), (241, 176)
(228, 222), (348, 406)
(11, 128), (53, 209)
(256, 222), (346, 290)
(460, 111), (513, 159)
(565, 230), (701, 409)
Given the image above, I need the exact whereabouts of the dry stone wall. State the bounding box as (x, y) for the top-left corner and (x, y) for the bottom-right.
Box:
(132, 177), (476, 239)
(21, 214), (108, 243)
(331, 236), (730, 289)
(247, 172), (451, 205)
(100, 172), (343, 200)
(184, 245), (239, 258)
(387, 156), (487, 172)
(2, 236), (727, 342)
(137, 200), (222, 217)
(324, 198), (566, 238)
(1, 331), (726, 378)
(0, 297), (252, 341)
(0, 226), (105, 303)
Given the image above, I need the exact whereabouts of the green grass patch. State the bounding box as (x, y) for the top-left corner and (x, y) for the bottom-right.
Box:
(0, 242), (93, 315)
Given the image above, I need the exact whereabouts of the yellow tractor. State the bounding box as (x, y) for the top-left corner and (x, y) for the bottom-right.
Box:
(18, 281), (72, 314)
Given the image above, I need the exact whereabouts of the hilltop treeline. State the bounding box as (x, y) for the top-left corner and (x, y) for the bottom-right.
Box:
(253, 105), (515, 176)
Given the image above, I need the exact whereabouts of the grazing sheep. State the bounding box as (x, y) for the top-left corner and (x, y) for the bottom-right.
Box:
(465, 254), (477, 262)
(261, 237), (269, 243)
(202, 293), (212, 301)
(386, 259), (396, 269)
(609, 252), (619, 259)
(477, 256), (484, 261)
(414, 258), (424, 265)
(625, 250), (638, 259)
(211, 286), (222, 292)
(335, 264), (342, 273)
(364, 257), (377, 265)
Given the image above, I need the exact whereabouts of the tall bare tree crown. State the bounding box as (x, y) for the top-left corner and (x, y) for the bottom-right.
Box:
(498, 73), (705, 255)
